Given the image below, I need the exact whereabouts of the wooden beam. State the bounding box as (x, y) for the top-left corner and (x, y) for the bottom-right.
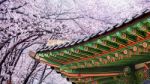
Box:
(29, 51), (60, 68)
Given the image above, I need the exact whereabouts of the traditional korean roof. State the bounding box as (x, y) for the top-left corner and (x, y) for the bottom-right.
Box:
(29, 9), (150, 84)
(38, 9), (150, 52)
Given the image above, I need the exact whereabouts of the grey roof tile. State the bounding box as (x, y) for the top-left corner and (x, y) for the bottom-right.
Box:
(106, 27), (114, 32)
(38, 9), (150, 52)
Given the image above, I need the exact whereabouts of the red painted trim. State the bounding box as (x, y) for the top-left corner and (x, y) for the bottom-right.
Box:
(61, 72), (122, 78)
(144, 63), (149, 70)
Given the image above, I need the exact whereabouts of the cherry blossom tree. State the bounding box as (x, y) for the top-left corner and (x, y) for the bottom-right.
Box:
(0, 0), (150, 84)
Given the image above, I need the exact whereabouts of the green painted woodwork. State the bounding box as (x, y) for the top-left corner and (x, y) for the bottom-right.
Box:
(72, 68), (150, 84)
(38, 53), (66, 63)
(63, 66), (125, 74)
(71, 77), (116, 84)
(36, 16), (150, 84)
(122, 31), (137, 41)
(112, 36), (128, 45)
(38, 18), (149, 63)
(84, 46), (102, 53)
(87, 77), (121, 84)
(94, 43), (110, 51)
(103, 40), (119, 48)
(41, 57), (62, 66)
(62, 40), (149, 68)
(61, 52), (150, 70)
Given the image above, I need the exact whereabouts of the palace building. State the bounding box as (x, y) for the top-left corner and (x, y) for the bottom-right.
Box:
(29, 9), (150, 84)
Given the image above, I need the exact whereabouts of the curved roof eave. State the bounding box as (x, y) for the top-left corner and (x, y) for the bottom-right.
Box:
(38, 9), (150, 53)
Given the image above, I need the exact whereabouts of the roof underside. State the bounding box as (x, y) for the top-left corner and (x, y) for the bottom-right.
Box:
(30, 9), (150, 83)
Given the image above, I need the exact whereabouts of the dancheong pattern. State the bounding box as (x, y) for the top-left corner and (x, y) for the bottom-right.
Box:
(29, 9), (150, 84)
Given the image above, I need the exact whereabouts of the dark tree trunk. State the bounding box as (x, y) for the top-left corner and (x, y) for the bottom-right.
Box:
(23, 61), (39, 84)
(37, 65), (47, 84)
